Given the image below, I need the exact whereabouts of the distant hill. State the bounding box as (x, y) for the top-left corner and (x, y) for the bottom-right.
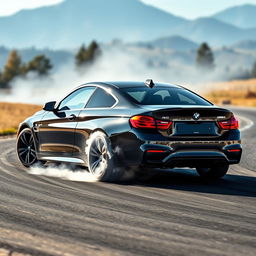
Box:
(170, 17), (256, 47)
(0, 1), (256, 48)
(213, 4), (256, 29)
(232, 40), (256, 50)
(145, 36), (198, 51)
(0, 0), (186, 48)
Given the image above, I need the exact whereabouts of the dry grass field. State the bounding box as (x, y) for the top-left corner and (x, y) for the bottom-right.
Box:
(0, 102), (41, 135)
(204, 78), (256, 107)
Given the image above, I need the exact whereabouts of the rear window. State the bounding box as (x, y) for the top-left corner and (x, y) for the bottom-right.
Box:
(121, 87), (211, 106)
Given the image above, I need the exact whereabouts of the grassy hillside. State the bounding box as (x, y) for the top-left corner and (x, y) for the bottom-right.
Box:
(0, 102), (41, 136)
(204, 79), (256, 107)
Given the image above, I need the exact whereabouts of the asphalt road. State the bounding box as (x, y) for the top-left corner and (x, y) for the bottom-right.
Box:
(0, 108), (255, 256)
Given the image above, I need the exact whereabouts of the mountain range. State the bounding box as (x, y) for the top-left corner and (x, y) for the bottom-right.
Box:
(0, 0), (186, 48)
(136, 36), (199, 51)
(0, 0), (256, 48)
(213, 4), (256, 29)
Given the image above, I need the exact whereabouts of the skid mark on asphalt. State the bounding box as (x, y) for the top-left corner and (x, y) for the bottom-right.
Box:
(237, 115), (254, 132)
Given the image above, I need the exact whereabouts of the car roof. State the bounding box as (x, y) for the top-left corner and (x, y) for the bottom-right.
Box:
(83, 81), (182, 89)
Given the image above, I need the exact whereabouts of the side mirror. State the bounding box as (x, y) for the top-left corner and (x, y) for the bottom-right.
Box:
(43, 101), (56, 111)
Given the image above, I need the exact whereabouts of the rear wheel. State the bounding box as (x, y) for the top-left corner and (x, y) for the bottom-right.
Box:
(87, 131), (124, 182)
(196, 165), (229, 180)
(17, 128), (44, 168)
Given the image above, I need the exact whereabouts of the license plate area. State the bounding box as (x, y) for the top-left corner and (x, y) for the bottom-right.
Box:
(173, 122), (218, 136)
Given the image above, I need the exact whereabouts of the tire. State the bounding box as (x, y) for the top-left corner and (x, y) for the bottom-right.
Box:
(196, 165), (229, 180)
(16, 128), (44, 168)
(86, 131), (124, 182)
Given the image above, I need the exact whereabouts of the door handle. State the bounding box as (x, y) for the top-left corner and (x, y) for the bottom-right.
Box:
(68, 114), (77, 121)
(34, 123), (41, 132)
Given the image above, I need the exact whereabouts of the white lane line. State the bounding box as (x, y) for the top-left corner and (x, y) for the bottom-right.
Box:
(237, 115), (254, 132)
(0, 148), (15, 167)
(230, 164), (256, 177)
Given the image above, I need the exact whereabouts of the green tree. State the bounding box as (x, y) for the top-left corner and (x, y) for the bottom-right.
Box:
(1, 50), (22, 86)
(0, 71), (5, 88)
(251, 61), (256, 78)
(75, 44), (87, 67)
(86, 40), (100, 62)
(75, 41), (100, 68)
(25, 55), (52, 76)
(196, 42), (215, 70)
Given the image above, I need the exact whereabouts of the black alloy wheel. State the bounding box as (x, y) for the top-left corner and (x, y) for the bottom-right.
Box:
(17, 128), (39, 167)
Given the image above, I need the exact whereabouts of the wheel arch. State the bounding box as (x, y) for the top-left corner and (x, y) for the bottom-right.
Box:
(17, 123), (31, 135)
(91, 128), (109, 137)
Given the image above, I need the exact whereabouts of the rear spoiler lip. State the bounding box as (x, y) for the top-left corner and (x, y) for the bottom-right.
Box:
(140, 105), (231, 112)
(148, 107), (233, 121)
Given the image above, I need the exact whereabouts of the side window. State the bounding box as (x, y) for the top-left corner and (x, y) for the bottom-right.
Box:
(58, 87), (95, 111)
(86, 88), (116, 108)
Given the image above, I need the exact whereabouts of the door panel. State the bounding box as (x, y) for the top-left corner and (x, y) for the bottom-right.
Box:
(37, 86), (96, 158)
(37, 110), (81, 157)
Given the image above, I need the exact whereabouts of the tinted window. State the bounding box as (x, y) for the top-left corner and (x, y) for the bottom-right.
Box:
(59, 87), (95, 111)
(121, 87), (211, 106)
(86, 88), (116, 108)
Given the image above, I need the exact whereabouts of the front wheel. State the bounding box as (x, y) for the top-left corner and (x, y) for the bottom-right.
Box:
(17, 128), (44, 168)
(196, 165), (229, 180)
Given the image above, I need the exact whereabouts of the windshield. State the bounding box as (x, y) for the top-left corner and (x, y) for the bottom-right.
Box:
(121, 87), (212, 106)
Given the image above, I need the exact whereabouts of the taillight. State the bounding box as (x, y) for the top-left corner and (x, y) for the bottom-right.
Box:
(130, 115), (172, 130)
(147, 149), (166, 153)
(130, 116), (156, 129)
(227, 149), (241, 152)
(218, 116), (239, 130)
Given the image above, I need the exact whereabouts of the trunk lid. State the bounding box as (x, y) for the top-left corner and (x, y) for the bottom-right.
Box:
(151, 106), (232, 138)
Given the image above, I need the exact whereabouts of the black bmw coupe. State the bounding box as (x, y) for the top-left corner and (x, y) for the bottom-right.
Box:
(17, 80), (242, 181)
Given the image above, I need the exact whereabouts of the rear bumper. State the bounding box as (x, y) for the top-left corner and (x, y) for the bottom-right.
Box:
(111, 130), (242, 168)
(141, 140), (242, 168)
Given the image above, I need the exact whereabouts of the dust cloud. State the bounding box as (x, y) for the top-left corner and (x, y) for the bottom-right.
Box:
(0, 47), (233, 104)
(29, 163), (98, 182)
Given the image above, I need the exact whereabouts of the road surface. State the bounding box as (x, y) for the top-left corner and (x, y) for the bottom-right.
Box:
(0, 107), (255, 256)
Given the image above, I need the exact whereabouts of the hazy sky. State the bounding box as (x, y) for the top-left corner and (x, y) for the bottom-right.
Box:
(0, 0), (256, 18)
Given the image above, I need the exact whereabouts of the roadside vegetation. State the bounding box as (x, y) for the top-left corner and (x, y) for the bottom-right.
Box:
(196, 42), (215, 71)
(204, 78), (256, 107)
(0, 51), (52, 89)
(0, 102), (41, 136)
(75, 41), (101, 69)
(0, 40), (100, 89)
